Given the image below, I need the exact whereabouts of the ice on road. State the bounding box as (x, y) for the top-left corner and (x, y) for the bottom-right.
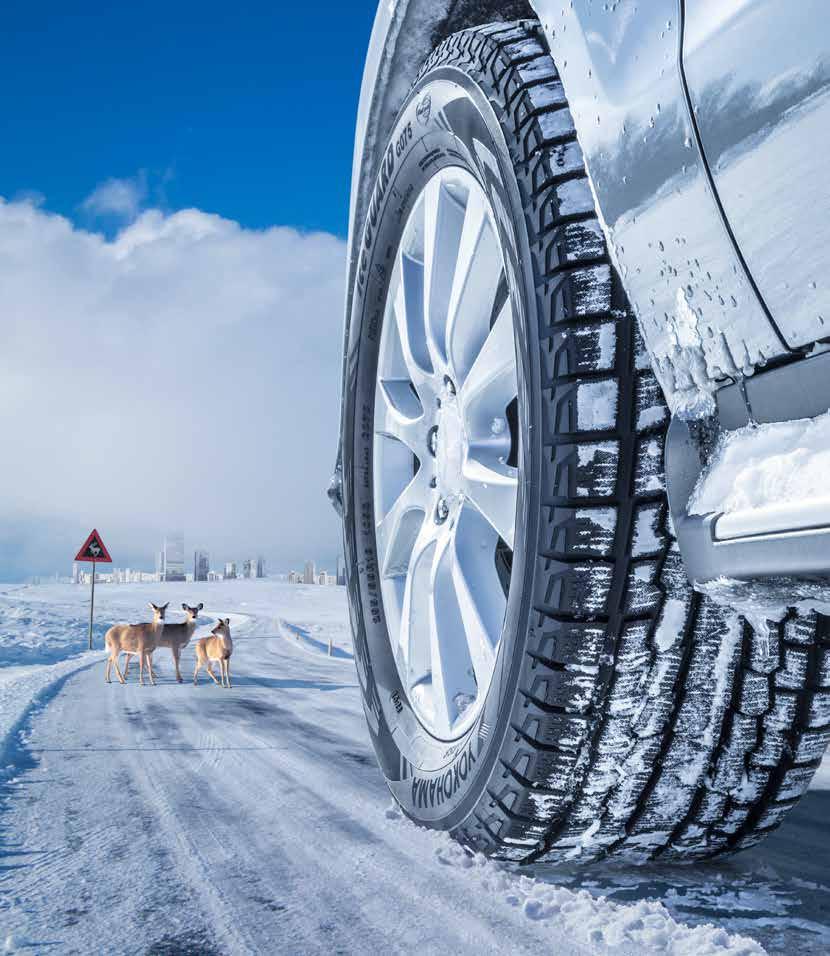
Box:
(0, 581), (828, 954)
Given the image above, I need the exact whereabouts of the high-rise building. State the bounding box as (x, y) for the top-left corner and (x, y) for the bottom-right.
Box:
(224, 561), (237, 580)
(256, 556), (266, 579)
(162, 532), (186, 582)
(336, 555), (346, 586)
(303, 560), (316, 584)
(194, 550), (210, 582)
(242, 558), (255, 579)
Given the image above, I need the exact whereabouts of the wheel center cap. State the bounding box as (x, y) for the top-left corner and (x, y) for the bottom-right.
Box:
(435, 398), (465, 495)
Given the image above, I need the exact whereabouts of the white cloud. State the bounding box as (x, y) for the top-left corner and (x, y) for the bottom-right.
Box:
(81, 174), (147, 221)
(0, 197), (347, 579)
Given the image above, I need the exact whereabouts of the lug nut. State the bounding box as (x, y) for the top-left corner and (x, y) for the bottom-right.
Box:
(435, 498), (449, 523)
(427, 425), (439, 457)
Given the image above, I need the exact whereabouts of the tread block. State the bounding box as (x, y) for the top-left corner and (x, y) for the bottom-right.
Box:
(775, 646), (808, 690)
(631, 502), (666, 557)
(635, 372), (669, 432)
(808, 692), (830, 728)
(541, 320), (617, 382)
(542, 504), (616, 558)
(526, 666), (597, 714)
(778, 765), (817, 801)
(535, 556), (614, 616)
(738, 671), (771, 717)
(529, 621), (606, 668)
(539, 265), (612, 330)
(515, 82), (567, 124)
(817, 647), (830, 687)
(529, 140), (586, 194)
(542, 440), (619, 499)
(633, 432), (665, 495)
(793, 727), (830, 764)
(624, 562), (662, 615)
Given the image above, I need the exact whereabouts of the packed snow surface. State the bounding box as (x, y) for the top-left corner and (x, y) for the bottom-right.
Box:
(0, 580), (829, 953)
(689, 410), (830, 518)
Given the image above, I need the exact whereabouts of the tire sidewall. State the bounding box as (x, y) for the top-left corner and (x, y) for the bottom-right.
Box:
(342, 68), (542, 828)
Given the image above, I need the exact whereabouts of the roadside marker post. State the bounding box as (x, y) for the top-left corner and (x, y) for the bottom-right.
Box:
(75, 529), (113, 650)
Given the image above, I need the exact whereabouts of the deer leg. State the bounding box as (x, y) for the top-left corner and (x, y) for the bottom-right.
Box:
(113, 654), (126, 685)
(207, 663), (221, 686)
(174, 647), (183, 683)
(193, 658), (201, 685)
(226, 659), (232, 689)
(105, 654), (111, 683)
(123, 653), (132, 680)
(147, 653), (156, 686)
(139, 653), (145, 686)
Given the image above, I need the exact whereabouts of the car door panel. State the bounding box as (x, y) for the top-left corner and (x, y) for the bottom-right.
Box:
(683, 0), (830, 348)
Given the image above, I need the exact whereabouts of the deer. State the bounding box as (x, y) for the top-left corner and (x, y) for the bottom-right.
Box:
(104, 603), (168, 686)
(194, 618), (233, 688)
(124, 602), (202, 683)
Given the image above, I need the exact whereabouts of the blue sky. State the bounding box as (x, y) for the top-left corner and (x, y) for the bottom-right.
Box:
(0, 1), (379, 581)
(0, 0), (377, 236)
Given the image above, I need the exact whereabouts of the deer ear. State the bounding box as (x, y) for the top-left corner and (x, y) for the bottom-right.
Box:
(149, 602), (156, 611)
(182, 603), (187, 611)
(225, 618), (230, 626)
(198, 603), (204, 610)
(163, 603), (169, 610)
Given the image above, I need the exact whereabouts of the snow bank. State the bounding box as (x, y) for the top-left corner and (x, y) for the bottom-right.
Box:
(385, 809), (765, 955)
(689, 411), (830, 518)
(0, 654), (98, 794)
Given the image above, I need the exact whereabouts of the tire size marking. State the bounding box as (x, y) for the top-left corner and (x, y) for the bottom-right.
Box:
(395, 122), (413, 158)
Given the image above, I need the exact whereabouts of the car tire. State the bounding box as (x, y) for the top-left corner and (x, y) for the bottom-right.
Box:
(341, 19), (830, 863)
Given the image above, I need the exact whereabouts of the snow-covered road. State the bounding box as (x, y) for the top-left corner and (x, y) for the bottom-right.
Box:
(1, 581), (828, 954)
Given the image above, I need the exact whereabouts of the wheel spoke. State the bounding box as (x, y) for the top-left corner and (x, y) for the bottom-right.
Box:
(423, 176), (466, 372)
(374, 379), (425, 455)
(459, 298), (518, 436)
(445, 188), (503, 385)
(462, 453), (518, 549)
(428, 524), (476, 736)
(375, 469), (432, 578)
(397, 517), (439, 687)
(395, 251), (433, 390)
(451, 504), (503, 685)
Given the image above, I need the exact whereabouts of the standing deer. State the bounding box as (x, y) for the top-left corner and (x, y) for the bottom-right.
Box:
(194, 618), (233, 688)
(104, 603), (167, 686)
(124, 602), (202, 683)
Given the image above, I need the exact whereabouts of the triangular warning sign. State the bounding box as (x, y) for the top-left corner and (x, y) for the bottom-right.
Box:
(75, 529), (112, 563)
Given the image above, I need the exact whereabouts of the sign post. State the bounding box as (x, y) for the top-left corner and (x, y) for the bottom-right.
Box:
(88, 564), (96, 650)
(75, 529), (113, 650)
